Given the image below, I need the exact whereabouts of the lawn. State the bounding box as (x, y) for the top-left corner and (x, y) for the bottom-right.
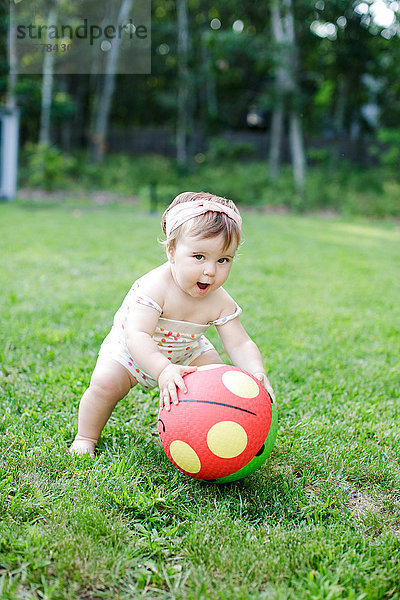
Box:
(1, 199), (400, 599)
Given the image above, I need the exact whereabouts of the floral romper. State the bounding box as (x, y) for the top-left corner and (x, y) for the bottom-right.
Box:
(98, 280), (242, 390)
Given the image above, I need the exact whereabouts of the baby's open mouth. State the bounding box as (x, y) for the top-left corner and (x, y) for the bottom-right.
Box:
(197, 282), (210, 291)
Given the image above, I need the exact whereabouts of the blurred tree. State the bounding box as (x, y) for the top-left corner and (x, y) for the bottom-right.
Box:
(39, 0), (59, 145)
(269, 0), (306, 193)
(303, 0), (400, 163)
(90, 0), (132, 162)
(6, 0), (17, 110)
(307, 1), (373, 164)
(176, 0), (190, 169)
(1, 0), (399, 179)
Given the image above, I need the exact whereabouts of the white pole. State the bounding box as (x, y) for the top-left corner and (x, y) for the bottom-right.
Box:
(1, 110), (19, 200)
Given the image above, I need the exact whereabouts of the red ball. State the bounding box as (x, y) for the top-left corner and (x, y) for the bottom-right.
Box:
(158, 364), (277, 482)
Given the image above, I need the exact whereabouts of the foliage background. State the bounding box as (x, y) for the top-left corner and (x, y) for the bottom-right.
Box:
(1, 2), (400, 597)
(1, 0), (400, 214)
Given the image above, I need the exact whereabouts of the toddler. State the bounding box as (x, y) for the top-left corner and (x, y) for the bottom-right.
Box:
(70, 191), (275, 457)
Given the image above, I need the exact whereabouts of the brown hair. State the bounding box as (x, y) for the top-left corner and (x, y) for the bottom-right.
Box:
(161, 191), (241, 252)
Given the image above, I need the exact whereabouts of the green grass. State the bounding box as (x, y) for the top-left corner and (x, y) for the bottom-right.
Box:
(1, 199), (400, 599)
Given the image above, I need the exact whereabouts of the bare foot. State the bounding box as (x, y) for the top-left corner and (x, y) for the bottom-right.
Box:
(69, 435), (97, 458)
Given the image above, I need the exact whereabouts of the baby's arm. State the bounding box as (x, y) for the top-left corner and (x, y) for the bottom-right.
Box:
(216, 314), (275, 402)
(125, 304), (196, 410)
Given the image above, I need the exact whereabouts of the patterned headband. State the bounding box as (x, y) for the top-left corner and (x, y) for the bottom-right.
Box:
(165, 199), (242, 238)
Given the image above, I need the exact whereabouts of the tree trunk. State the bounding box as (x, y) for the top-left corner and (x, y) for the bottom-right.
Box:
(7, 8), (18, 110)
(176, 0), (190, 169)
(268, 1), (289, 180)
(268, 0), (306, 192)
(269, 103), (284, 180)
(201, 31), (217, 120)
(91, 0), (132, 162)
(289, 109), (306, 193)
(39, 5), (58, 145)
(72, 77), (88, 149)
(59, 76), (72, 151)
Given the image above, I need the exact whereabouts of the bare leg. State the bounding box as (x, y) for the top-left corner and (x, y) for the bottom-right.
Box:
(190, 349), (224, 367)
(70, 358), (137, 457)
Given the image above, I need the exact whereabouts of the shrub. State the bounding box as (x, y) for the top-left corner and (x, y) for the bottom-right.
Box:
(18, 145), (400, 217)
(24, 143), (77, 191)
(375, 128), (400, 170)
(207, 138), (257, 162)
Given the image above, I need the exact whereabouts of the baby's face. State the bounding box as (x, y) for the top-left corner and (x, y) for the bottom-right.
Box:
(168, 233), (238, 298)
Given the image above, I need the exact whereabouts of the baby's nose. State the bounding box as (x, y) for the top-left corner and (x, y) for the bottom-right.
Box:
(203, 262), (216, 276)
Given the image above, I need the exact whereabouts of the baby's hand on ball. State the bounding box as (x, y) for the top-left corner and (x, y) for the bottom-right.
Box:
(158, 364), (197, 411)
(253, 372), (276, 404)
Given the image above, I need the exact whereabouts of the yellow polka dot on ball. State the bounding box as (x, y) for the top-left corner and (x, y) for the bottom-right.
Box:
(206, 421), (248, 458)
(169, 440), (201, 473)
(222, 370), (259, 398)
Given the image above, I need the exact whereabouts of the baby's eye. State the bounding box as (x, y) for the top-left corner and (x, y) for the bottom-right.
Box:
(218, 257), (230, 264)
(193, 254), (204, 261)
